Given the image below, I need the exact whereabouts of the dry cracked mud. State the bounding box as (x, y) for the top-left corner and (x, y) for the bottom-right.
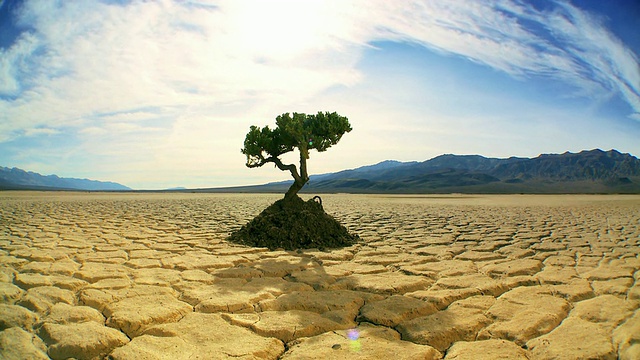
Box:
(0, 192), (639, 359)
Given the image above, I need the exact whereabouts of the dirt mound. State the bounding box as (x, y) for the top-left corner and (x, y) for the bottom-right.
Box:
(228, 196), (359, 250)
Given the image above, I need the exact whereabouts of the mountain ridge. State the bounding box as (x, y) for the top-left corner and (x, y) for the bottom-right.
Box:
(0, 166), (131, 191)
(3, 149), (639, 193)
(202, 148), (640, 194)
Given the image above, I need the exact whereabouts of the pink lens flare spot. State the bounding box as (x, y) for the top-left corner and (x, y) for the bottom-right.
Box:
(347, 329), (359, 341)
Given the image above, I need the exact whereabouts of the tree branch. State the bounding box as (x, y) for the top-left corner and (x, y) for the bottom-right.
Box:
(267, 156), (303, 183)
(245, 153), (303, 184)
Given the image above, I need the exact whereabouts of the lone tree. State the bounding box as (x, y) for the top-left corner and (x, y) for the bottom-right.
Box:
(229, 111), (358, 250)
(241, 111), (352, 201)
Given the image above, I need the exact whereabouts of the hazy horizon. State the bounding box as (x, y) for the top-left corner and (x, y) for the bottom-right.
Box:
(1, 0), (639, 190)
(3, 147), (637, 190)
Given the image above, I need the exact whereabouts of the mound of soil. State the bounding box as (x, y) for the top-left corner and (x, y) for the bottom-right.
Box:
(228, 196), (359, 250)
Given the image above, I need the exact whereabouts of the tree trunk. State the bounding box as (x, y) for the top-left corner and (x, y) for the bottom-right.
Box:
(284, 179), (305, 201)
(284, 149), (309, 201)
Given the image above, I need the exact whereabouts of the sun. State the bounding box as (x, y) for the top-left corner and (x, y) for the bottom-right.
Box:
(225, 0), (334, 61)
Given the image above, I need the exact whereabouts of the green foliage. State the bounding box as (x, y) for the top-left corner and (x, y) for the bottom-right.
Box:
(242, 111), (352, 168)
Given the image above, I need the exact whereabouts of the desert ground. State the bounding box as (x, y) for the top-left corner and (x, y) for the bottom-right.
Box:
(0, 192), (638, 359)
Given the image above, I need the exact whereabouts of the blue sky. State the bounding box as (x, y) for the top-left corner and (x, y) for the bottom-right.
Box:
(1, 0), (639, 190)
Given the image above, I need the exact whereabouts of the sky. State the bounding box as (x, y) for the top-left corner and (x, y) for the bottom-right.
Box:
(0, 0), (639, 190)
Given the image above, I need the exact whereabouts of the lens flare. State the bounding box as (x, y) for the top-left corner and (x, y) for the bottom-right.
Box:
(347, 328), (361, 352)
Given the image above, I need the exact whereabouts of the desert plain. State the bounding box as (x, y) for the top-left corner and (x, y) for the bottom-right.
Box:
(0, 191), (639, 359)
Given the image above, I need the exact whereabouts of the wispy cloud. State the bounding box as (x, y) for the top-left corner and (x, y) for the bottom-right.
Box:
(0, 0), (638, 188)
(367, 0), (639, 114)
(2, 1), (636, 124)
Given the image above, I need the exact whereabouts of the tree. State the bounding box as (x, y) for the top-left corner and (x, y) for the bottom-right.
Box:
(241, 111), (352, 201)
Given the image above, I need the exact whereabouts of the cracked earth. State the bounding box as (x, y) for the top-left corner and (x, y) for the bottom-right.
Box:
(0, 192), (639, 359)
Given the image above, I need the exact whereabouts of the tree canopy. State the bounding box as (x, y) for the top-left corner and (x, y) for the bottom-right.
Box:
(241, 111), (352, 200)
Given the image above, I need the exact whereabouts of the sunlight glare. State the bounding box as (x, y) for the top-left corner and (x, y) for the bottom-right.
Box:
(227, 0), (333, 62)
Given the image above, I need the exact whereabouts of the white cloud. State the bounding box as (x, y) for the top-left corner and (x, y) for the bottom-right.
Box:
(0, 0), (638, 188)
(0, 33), (38, 96)
(23, 127), (59, 137)
(3, 0), (637, 130)
(1, 0), (366, 132)
(364, 1), (640, 114)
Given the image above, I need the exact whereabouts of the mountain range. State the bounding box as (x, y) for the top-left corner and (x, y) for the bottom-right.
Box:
(2, 149), (639, 193)
(206, 149), (640, 194)
(0, 167), (131, 191)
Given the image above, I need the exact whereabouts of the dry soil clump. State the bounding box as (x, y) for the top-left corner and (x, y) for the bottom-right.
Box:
(228, 196), (358, 250)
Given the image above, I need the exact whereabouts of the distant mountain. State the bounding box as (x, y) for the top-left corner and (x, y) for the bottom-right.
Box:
(490, 149), (640, 181)
(201, 149), (640, 194)
(314, 154), (526, 184)
(311, 160), (417, 182)
(0, 167), (131, 191)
